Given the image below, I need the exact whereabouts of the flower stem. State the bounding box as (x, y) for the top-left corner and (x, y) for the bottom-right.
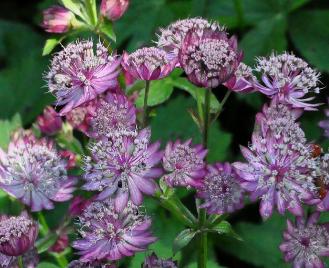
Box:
(17, 256), (24, 268)
(142, 80), (151, 127)
(198, 89), (211, 268)
(37, 212), (49, 236)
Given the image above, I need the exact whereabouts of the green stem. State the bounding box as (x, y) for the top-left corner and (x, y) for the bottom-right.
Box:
(211, 90), (231, 124)
(37, 212), (49, 236)
(198, 89), (211, 268)
(142, 80), (151, 127)
(17, 256), (24, 268)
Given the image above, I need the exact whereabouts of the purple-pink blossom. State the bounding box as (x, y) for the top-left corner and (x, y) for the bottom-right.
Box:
(73, 199), (156, 262)
(142, 252), (177, 268)
(37, 106), (62, 135)
(100, 0), (129, 21)
(197, 163), (245, 214)
(47, 40), (121, 115)
(162, 139), (207, 188)
(42, 6), (74, 33)
(83, 128), (163, 211)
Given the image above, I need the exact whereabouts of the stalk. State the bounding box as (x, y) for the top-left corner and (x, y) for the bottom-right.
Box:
(17, 256), (24, 268)
(142, 80), (151, 127)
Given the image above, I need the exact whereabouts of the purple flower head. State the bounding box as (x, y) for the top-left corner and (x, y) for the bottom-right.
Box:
(318, 98), (329, 138)
(223, 62), (257, 93)
(83, 128), (163, 211)
(122, 47), (176, 81)
(254, 52), (321, 110)
(68, 260), (116, 268)
(179, 28), (242, 88)
(157, 18), (224, 63)
(47, 40), (121, 115)
(197, 163), (245, 215)
(143, 252), (177, 268)
(89, 93), (136, 139)
(42, 6), (74, 33)
(280, 212), (329, 267)
(0, 212), (38, 256)
(0, 248), (39, 268)
(0, 132), (76, 211)
(233, 101), (320, 219)
(73, 199), (156, 262)
(162, 139), (207, 188)
(100, 0), (129, 21)
(37, 106), (63, 135)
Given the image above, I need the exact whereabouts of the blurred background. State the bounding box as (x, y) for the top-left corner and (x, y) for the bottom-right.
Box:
(0, 0), (329, 267)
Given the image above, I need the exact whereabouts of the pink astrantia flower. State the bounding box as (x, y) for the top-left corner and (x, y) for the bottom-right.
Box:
(0, 132), (76, 211)
(254, 52), (321, 110)
(73, 199), (156, 262)
(179, 28), (242, 88)
(318, 98), (329, 138)
(157, 18), (224, 63)
(46, 40), (121, 115)
(233, 101), (320, 219)
(162, 139), (207, 188)
(89, 93), (136, 139)
(83, 128), (163, 211)
(37, 106), (62, 135)
(280, 212), (329, 267)
(197, 163), (245, 214)
(42, 6), (74, 33)
(122, 47), (176, 81)
(0, 212), (38, 256)
(223, 62), (256, 93)
(100, 0), (129, 21)
(142, 252), (177, 268)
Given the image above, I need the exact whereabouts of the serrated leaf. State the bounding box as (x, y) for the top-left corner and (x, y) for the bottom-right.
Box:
(100, 19), (116, 42)
(42, 38), (62, 56)
(36, 233), (58, 254)
(173, 228), (197, 255)
(0, 114), (21, 149)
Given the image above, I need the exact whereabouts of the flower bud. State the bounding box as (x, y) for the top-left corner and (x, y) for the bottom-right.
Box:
(42, 6), (74, 33)
(69, 196), (92, 217)
(100, 0), (129, 21)
(50, 232), (69, 253)
(37, 106), (62, 135)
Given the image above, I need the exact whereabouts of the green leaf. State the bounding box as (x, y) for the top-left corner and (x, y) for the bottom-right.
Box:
(36, 233), (58, 254)
(135, 78), (174, 108)
(173, 228), (197, 255)
(211, 220), (242, 241)
(42, 38), (62, 56)
(240, 15), (287, 64)
(37, 262), (60, 268)
(0, 114), (21, 149)
(60, 0), (86, 20)
(100, 19), (116, 42)
(289, 10), (329, 72)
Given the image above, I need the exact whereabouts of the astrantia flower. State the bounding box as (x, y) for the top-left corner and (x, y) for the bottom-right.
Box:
(42, 6), (74, 33)
(83, 128), (163, 211)
(162, 139), (207, 188)
(37, 106), (62, 135)
(197, 163), (245, 214)
(122, 47), (176, 81)
(89, 93), (136, 139)
(254, 52), (321, 110)
(0, 248), (39, 268)
(73, 199), (156, 262)
(157, 18), (224, 61)
(223, 62), (256, 93)
(0, 213), (38, 256)
(318, 98), (329, 138)
(280, 212), (329, 267)
(143, 252), (177, 268)
(0, 132), (76, 211)
(100, 0), (129, 21)
(47, 40), (121, 114)
(233, 101), (320, 219)
(179, 28), (242, 88)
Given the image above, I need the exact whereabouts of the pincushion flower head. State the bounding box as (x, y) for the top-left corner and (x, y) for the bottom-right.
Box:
(37, 106), (62, 135)
(42, 6), (74, 33)
(89, 92), (136, 139)
(280, 212), (329, 267)
(46, 39), (121, 115)
(0, 212), (38, 256)
(179, 28), (242, 88)
(157, 18), (224, 62)
(197, 163), (245, 214)
(0, 131), (76, 211)
(83, 128), (163, 211)
(254, 52), (321, 110)
(143, 252), (177, 268)
(233, 101), (320, 219)
(73, 199), (156, 262)
(162, 139), (207, 188)
(122, 47), (176, 81)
